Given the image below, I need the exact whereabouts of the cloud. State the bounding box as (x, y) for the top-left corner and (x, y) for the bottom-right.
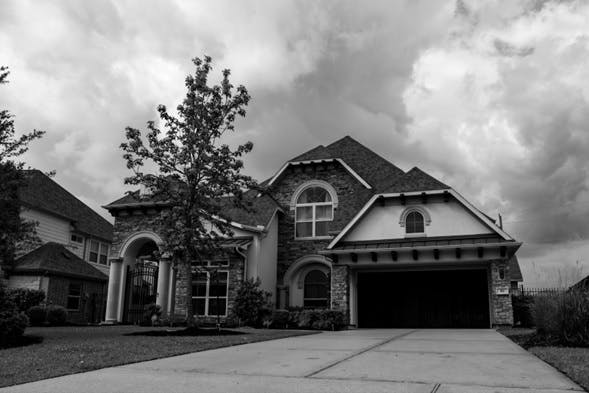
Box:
(1, 0), (588, 286)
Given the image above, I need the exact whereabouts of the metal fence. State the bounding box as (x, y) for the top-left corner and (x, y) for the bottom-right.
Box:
(512, 287), (567, 297)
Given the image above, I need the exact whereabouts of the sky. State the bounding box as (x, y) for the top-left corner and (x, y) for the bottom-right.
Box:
(1, 0), (588, 287)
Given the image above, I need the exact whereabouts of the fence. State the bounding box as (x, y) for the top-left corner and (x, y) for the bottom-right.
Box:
(512, 287), (566, 297)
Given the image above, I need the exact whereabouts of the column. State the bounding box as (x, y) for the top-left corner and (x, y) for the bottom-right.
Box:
(156, 258), (172, 315)
(104, 258), (123, 324)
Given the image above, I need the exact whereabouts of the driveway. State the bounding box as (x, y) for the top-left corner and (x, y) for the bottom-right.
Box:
(3, 329), (583, 393)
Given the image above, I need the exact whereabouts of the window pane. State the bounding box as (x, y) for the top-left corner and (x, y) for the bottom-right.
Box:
(208, 298), (227, 316)
(69, 283), (82, 296)
(90, 240), (99, 252)
(406, 211), (424, 234)
(89, 252), (98, 262)
(315, 221), (329, 236)
(209, 273), (228, 297)
(67, 297), (80, 310)
(298, 187), (331, 203)
(315, 205), (332, 220)
(192, 298), (206, 316)
(192, 273), (207, 297)
(296, 206), (313, 221)
(296, 222), (313, 237)
(99, 254), (107, 265)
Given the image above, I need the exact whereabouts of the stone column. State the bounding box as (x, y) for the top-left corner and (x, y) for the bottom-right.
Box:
(330, 265), (350, 323)
(104, 258), (123, 324)
(490, 260), (514, 326)
(156, 258), (172, 315)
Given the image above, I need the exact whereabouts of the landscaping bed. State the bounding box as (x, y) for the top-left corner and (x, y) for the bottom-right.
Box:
(500, 328), (589, 392)
(0, 325), (316, 388)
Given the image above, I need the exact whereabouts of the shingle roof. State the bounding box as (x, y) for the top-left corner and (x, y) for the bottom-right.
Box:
(508, 255), (523, 281)
(19, 170), (113, 242)
(13, 243), (108, 281)
(384, 167), (450, 193)
(290, 136), (405, 192)
(217, 192), (283, 229)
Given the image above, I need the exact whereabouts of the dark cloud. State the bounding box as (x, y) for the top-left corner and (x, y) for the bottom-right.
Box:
(2, 0), (588, 286)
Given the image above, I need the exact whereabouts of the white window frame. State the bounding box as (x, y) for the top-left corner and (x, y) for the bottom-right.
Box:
(399, 206), (431, 238)
(192, 270), (229, 317)
(99, 243), (109, 265)
(294, 187), (334, 240)
(88, 240), (99, 263)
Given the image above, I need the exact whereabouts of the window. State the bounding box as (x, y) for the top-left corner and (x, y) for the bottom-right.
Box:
(303, 270), (329, 308)
(99, 243), (109, 265)
(191, 271), (228, 316)
(405, 211), (425, 234)
(70, 234), (83, 243)
(88, 240), (99, 262)
(295, 186), (333, 238)
(67, 283), (82, 310)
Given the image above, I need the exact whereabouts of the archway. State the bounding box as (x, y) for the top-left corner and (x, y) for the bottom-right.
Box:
(283, 255), (331, 308)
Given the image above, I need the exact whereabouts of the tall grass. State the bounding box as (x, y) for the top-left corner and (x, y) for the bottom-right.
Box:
(534, 289), (589, 347)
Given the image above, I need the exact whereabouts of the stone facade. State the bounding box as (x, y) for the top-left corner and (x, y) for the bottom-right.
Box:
(489, 259), (514, 326)
(330, 264), (349, 317)
(271, 163), (373, 284)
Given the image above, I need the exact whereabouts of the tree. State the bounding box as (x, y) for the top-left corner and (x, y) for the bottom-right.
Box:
(0, 67), (44, 270)
(121, 56), (255, 324)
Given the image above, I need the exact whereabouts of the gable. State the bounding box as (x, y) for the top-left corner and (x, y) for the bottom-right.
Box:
(341, 197), (494, 242)
(329, 189), (514, 249)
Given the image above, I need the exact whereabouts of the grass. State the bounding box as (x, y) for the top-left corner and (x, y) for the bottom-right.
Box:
(0, 325), (316, 388)
(499, 327), (589, 392)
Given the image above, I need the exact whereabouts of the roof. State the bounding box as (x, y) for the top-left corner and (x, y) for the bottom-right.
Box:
(20, 170), (113, 242)
(508, 256), (523, 281)
(13, 243), (108, 281)
(289, 136), (405, 192)
(385, 167), (450, 193)
(217, 192), (283, 229)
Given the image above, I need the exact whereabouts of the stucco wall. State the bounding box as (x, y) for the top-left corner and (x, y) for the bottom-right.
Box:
(343, 196), (493, 242)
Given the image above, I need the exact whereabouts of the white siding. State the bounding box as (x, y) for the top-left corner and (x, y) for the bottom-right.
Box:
(20, 208), (71, 245)
(343, 199), (493, 242)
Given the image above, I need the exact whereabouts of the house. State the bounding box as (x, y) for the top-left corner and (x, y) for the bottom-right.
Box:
(571, 275), (589, 292)
(103, 136), (522, 327)
(4, 170), (113, 322)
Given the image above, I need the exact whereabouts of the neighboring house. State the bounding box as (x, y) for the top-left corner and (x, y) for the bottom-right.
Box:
(571, 275), (589, 291)
(103, 136), (522, 327)
(508, 256), (523, 291)
(4, 170), (113, 322)
(10, 243), (108, 323)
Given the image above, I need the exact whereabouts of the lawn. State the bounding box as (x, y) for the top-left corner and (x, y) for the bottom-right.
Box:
(499, 328), (589, 392)
(0, 325), (316, 388)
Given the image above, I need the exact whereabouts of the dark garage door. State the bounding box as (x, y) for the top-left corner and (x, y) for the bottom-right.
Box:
(357, 269), (490, 328)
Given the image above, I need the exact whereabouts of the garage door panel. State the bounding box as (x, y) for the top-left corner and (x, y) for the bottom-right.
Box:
(357, 270), (490, 328)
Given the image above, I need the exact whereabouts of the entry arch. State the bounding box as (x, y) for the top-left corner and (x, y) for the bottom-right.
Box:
(283, 254), (331, 308)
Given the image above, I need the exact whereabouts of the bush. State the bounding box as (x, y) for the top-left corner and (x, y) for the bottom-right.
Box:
(143, 303), (163, 325)
(27, 305), (47, 326)
(264, 309), (289, 329)
(8, 288), (45, 312)
(233, 278), (270, 327)
(0, 283), (29, 346)
(512, 295), (534, 327)
(534, 290), (589, 347)
(46, 305), (68, 326)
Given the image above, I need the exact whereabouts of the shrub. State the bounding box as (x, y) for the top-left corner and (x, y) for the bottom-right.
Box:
(233, 278), (270, 327)
(46, 305), (68, 326)
(512, 295), (534, 328)
(8, 288), (45, 312)
(296, 309), (347, 330)
(266, 309), (289, 329)
(143, 303), (163, 325)
(0, 283), (29, 346)
(534, 290), (589, 347)
(27, 305), (47, 326)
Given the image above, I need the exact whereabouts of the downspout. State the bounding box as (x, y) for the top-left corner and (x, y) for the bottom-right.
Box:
(235, 246), (248, 282)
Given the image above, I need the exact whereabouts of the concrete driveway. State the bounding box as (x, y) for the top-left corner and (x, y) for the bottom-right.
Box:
(3, 329), (583, 393)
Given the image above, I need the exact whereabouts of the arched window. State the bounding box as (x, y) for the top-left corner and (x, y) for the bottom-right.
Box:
(405, 211), (425, 234)
(295, 186), (333, 238)
(303, 270), (329, 308)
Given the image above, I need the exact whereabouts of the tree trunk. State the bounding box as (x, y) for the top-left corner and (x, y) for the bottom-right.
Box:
(183, 255), (195, 327)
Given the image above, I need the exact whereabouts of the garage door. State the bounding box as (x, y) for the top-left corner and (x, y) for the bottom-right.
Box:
(357, 269), (490, 328)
